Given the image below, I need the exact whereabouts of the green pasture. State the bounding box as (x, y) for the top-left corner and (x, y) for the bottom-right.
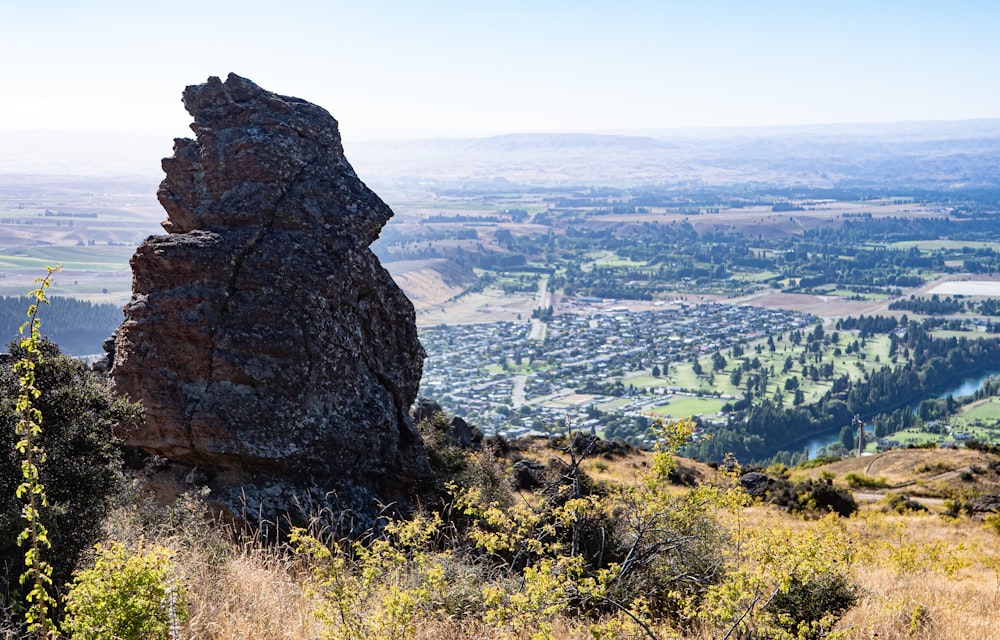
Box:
(815, 288), (890, 301)
(494, 273), (540, 287)
(403, 199), (503, 213)
(958, 398), (1000, 422)
(0, 278), (133, 305)
(0, 246), (134, 272)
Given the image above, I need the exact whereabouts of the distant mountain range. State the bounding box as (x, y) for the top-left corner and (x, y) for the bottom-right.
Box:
(348, 120), (1000, 189)
(3, 119), (1000, 189)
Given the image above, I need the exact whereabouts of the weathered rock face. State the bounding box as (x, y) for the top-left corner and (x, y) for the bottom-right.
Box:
(111, 73), (431, 525)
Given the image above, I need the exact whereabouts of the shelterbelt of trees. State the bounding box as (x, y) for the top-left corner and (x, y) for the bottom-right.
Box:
(688, 317), (1000, 463)
(0, 296), (120, 356)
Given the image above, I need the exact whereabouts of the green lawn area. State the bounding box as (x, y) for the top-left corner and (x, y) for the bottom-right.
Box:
(625, 375), (667, 389)
(485, 363), (549, 375)
(958, 397), (1000, 422)
(656, 330), (901, 411)
(649, 396), (726, 419)
(662, 364), (715, 393)
(887, 428), (942, 447)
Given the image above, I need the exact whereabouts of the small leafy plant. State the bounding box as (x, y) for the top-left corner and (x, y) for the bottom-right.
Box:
(13, 266), (60, 636)
(62, 540), (188, 640)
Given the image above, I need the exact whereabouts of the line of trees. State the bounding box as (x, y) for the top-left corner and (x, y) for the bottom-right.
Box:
(0, 297), (121, 356)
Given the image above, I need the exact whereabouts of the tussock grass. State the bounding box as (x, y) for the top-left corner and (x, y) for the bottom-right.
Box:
(182, 546), (317, 639)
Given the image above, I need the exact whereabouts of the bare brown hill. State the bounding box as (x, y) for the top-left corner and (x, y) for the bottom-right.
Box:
(794, 447), (1000, 499)
(385, 258), (477, 309)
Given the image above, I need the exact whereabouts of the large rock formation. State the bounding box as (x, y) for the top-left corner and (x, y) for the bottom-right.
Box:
(110, 73), (431, 527)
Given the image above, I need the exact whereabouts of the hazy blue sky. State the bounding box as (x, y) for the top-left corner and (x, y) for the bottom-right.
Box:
(3, 1), (999, 140)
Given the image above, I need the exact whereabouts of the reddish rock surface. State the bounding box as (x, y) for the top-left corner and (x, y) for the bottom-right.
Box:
(111, 74), (431, 526)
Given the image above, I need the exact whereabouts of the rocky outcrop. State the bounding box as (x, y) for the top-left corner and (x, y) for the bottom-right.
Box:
(110, 74), (431, 528)
(738, 472), (772, 498)
(411, 397), (483, 450)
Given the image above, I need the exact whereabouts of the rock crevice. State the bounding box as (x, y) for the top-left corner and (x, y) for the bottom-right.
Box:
(111, 74), (431, 525)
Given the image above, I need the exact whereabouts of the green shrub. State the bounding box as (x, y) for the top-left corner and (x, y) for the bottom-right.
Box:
(0, 340), (140, 598)
(766, 572), (860, 639)
(62, 541), (188, 640)
(801, 480), (858, 517)
(753, 475), (858, 517)
(843, 472), (888, 489)
(884, 492), (928, 514)
(797, 456), (843, 469)
(416, 410), (513, 513)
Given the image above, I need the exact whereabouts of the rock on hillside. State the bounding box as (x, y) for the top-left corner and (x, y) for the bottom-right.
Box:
(110, 73), (431, 528)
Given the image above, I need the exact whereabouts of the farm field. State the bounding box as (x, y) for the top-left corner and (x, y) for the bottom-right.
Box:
(927, 280), (1000, 296)
(891, 239), (1000, 251)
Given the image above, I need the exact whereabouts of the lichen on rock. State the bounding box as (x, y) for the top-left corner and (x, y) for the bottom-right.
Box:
(111, 73), (431, 528)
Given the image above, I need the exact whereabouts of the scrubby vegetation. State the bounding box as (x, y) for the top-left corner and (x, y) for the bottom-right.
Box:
(1, 398), (1000, 638)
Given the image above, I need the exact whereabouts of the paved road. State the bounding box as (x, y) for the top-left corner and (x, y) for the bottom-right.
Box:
(529, 276), (550, 341)
(512, 375), (527, 409)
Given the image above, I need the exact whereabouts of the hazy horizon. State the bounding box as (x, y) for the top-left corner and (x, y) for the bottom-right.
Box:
(0, 117), (997, 181)
(5, 115), (1000, 140)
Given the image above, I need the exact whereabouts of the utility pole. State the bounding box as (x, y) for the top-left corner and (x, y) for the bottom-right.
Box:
(853, 414), (865, 457)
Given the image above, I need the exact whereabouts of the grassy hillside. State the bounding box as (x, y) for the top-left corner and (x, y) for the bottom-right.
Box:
(45, 435), (1000, 640)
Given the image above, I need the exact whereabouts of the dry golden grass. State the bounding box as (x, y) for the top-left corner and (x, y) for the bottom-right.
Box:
(841, 565), (1000, 640)
(181, 546), (319, 639)
(512, 437), (715, 489)
(838, 510), (1000, 639)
